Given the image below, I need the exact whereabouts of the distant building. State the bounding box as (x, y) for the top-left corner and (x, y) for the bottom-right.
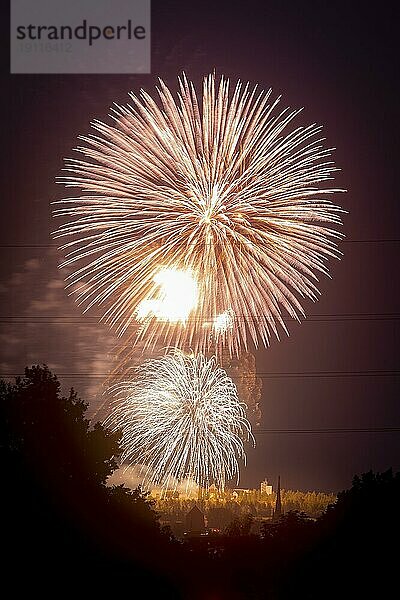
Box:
(272, 476), (283, 521)
(232, 488), (252, 495)
(207, 484), (218, 497)
(260, 479), (273, 495)
(185, 505), (206, 536)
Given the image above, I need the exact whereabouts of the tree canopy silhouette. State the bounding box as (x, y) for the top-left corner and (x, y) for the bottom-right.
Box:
(0, 365), (182, 596)
(1, 365), (120, 486)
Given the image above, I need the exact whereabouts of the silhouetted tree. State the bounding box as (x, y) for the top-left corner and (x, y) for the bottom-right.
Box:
(226, 513), (254, 536)
(1, 366), (120, 486)
(281, 471), (400, 599)
(0, 366), (181, 597)
(262, 510), (314, 543)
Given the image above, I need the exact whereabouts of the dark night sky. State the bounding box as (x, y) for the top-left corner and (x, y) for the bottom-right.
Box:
(2, 1), (399, 492)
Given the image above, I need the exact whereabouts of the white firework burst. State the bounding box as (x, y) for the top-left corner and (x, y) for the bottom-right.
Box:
(104, 350), (254, 491)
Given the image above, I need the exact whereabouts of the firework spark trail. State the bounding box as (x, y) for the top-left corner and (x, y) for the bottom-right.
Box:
(53, 72), (344, 356)
(104, 350), (254, 490)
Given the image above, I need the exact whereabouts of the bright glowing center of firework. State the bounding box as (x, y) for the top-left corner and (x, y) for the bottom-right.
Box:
(136, 268), (198, 324)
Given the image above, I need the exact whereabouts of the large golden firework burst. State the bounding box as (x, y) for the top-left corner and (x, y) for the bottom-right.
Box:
(53, 73), (344, 356)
